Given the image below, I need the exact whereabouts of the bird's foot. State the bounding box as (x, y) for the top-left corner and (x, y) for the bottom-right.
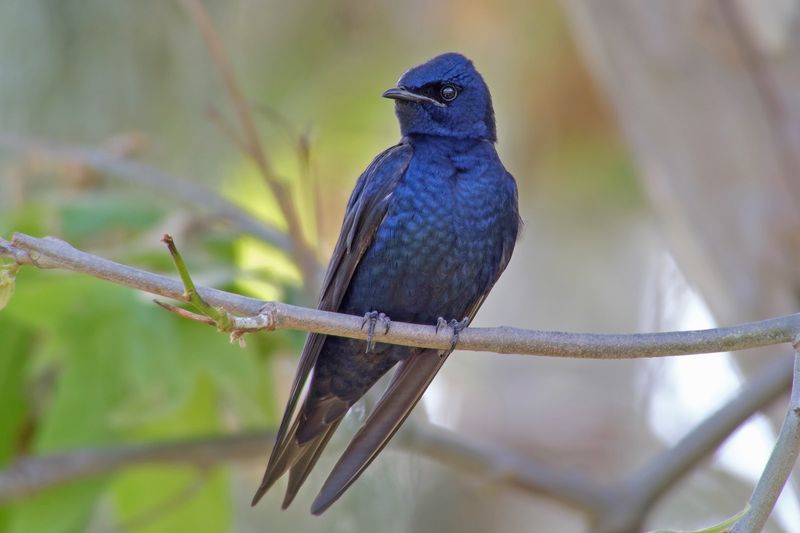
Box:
(361, 311), (391, 353)
(436, 316), (470, 351)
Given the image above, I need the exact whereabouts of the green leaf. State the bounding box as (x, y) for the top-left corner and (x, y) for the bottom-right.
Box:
(33, 296), (134, 451)
(7, 281), (157, 533)
(2, 263), (278, 532)
(60, 196), (163, 242)
(6, 479), (106, 533)
(112, 377), (231, 532)
(0, 321), (32, 533)
(171, 317), (271, 426)
(0, 320), (31, 463)
(108, 306), (192, 428)
(112, 467), (229, 533)
(1, 271), (106, 334)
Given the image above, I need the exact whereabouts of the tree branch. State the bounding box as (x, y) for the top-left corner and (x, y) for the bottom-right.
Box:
(595, 353), (793, 532)
(0, 133), (294, 254)
(2, 232), (799, 358)
(397, 424), (612, 514)
(634, 355), (792, 503)
(0, 432), (271, 502)
(0, 357), (790, 526)
(0, 425), (610, 514)
(732, 339), (800, 532)
(178, 0), (319, 299)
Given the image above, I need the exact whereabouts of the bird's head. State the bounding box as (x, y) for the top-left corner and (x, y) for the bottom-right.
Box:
(383, 53), (496, 142)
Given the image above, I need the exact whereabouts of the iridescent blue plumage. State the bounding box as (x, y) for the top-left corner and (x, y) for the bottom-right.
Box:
(252, 52), (520, 514)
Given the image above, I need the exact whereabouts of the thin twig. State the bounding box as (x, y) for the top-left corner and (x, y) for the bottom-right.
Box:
(0, 134), (294, 253)
(161, 233), (228, 326)
(205, 105), (249, 155)
(255, 105), (324, 261)
(254, 104), (304, 146)
(154, 300), (216, 326)
(732, 338), (800, 533)
(177, 0), (318, 298)
(160, 233), (262, 337)
(3, 232), (800, 358)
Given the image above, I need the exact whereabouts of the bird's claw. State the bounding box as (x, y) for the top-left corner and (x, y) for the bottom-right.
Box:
(361, 310), (391, 353)
(436, 316), (470, 351)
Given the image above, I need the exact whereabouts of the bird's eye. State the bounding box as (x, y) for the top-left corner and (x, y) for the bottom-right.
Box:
(440, 84), (458, 102)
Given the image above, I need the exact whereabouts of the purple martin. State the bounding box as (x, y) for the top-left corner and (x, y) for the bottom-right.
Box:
(252, 52), (520, 514)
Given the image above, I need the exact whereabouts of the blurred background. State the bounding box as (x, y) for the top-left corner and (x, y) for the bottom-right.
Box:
(1, 1), (800, 532)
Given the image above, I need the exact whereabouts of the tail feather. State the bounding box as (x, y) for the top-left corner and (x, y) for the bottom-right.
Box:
(310, 349), (448, 515)
(281, 421), (342, 509)
(251, 416), (302, 506)
(252, 394), (350, 508)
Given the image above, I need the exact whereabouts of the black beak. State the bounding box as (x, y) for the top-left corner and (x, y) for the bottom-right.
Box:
(382, 87), (445, 107)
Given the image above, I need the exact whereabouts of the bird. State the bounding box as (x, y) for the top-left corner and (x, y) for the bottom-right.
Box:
(251, 52), (520, 515)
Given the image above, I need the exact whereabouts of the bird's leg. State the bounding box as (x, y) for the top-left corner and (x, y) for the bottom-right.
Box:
(361, 310), (391, 353)
(436, 316), (470, 351)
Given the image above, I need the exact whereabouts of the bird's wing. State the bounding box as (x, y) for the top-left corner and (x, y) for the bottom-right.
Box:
(309, 191), (520, 515)
(252, 142), (413, 504)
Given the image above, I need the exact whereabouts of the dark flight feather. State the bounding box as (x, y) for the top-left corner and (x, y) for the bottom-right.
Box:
(251, 143), (413, 505)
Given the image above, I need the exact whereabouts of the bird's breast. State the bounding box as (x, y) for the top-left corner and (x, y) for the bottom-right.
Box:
(341, 151), (513, 325)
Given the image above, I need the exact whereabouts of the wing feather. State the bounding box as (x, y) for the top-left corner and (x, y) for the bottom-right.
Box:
(252, 142), (413, 505)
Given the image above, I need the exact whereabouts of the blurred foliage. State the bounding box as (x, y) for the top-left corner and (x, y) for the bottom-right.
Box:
(0, 197), (287, 532)
(0, 0), (644, 532)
